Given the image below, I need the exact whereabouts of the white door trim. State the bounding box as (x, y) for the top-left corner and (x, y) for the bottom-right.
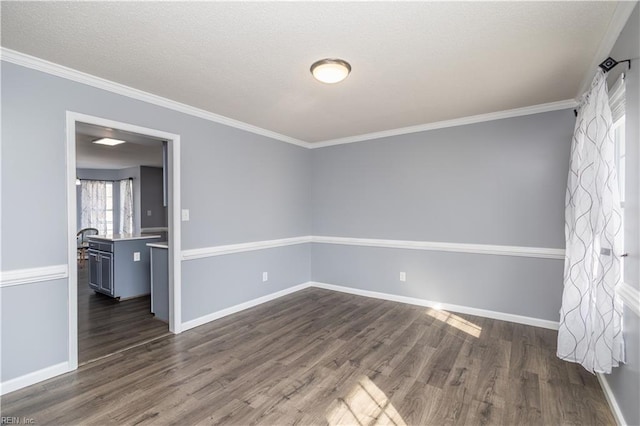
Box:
(66, 112), (182, 371)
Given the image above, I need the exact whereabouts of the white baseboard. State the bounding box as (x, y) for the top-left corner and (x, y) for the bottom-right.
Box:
(309, 281), (560, 330)
(181, 282), (312, 331)
(597, 373), (627, 426)
(0, 362), (70, 396)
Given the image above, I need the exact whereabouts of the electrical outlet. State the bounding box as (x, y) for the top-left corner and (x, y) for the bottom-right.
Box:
(134, 252), (141, 261)
(399, 272), (406, 282)
(147, 210), (152, 216)
(262, 272), (268, 282)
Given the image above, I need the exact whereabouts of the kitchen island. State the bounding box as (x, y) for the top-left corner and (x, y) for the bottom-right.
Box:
(87, 234), (161, 299)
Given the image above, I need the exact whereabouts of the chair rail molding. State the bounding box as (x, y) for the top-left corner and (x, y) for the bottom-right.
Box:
(180, 235), (565, 261)
(0, 264), (68, 288)
(181, 236), (312, 261)
(310, 236), (565, 260)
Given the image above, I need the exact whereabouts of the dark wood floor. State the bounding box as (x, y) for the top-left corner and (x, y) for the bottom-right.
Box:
(78, 261), (169, 365)
(3, 288), (614, 425)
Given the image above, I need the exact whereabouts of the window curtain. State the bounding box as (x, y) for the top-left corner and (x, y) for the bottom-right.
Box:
(80, 180), (108, 235)
(119, 178), (133, 234)
(557, 69), (625, 374)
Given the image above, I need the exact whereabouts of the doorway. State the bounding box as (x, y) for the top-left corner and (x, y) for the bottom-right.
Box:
(66, 112), (182, 370)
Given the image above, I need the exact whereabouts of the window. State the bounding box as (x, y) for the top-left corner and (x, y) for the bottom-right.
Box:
(609, 73), (625, 273)
(105, 182), (114, 234)
(80, 180), (113, 235)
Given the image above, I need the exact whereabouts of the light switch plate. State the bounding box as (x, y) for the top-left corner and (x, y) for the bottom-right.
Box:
(134, 252), (141, 261)
(147, 210), (152, 216)
(181, 209), (190, 221)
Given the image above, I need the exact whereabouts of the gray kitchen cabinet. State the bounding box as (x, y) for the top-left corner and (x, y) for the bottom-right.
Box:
(88, 242), (114, 297)
(87, 234), (161, 299)
(148, 243), (169, 323)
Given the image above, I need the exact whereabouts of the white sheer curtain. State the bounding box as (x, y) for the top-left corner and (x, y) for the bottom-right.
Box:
(558, 69), (625, 374)
(80, 180), (108, 235)
(119, 178), (133, 234)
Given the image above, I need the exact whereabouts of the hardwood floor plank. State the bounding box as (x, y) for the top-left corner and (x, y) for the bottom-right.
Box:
(0, 288), (616, 426)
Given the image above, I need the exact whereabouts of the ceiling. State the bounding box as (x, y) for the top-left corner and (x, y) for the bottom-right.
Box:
(0, 2), (631, 144)
(76, 122), (164, 169)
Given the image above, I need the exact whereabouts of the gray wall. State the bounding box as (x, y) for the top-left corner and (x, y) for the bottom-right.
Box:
(0, 61), (311, 382)
(603, 4), (640, 425)
(311, 110), (573, 321)
(140, 166), (167, 229)
(0, 280), (68, 380)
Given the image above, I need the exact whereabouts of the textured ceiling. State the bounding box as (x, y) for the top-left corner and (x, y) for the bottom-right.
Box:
(76, 123), (163, 169)
(0, 1), (624, 143)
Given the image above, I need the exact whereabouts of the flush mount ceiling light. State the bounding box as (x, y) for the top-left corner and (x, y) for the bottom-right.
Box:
(93, 137), (126, 146)
(310, 58), (351, 84)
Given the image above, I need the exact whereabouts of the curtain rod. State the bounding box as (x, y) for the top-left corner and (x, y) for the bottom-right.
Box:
(573, 57), (635, 117)
(598, 56), (635, 72)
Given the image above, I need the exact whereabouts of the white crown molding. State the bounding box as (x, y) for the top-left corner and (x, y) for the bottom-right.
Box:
(0, 362), (70, 396)
(576, 1), (638, 98)
(618, 282), (640, 317)
(597, 373), (627, 426)
(181, 236), (312, 261)
(308, 99), (578, 149)
(3, 48), (579, 149)
(181, 282), (311, 331)
(0, 48), (309, 148)
(311, 235), (565, 260)
(0, 264), (68, 288)
(310, 282), (560, 330)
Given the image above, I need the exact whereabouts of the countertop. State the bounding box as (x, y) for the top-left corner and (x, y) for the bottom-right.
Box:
(147, 242), (169, 249)
(88, 234), (162, 242)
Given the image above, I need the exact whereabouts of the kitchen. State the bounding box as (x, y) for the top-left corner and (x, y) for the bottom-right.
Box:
(75, 123), (170, 364)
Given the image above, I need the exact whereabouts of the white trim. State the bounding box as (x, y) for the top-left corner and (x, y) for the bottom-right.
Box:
(169, 135), (182, 334)
(311, 235), (565, 260)
(66, 112), (79, 370)
(576, 1), (638, 98)
(2, 48), (579, 149)
(180, 235), (563, 261)
(308, 100), (577, 148)
(181, 282), (311, 331)
(0, 362), (70, 396)
(2, 48), (307, 148)
(66, 112), (183, 372)
(597, 373), (627, 426)
(181, 236), (312, 261)
(618, 282), (640, 317)
(0, 265), (68, 288)
(310, 282), (559, 330)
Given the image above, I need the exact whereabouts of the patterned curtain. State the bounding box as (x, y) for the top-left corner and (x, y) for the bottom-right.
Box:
(557, 69), (624, 374)
(119, 178), (133, 234)
(80, 180), (108, 235)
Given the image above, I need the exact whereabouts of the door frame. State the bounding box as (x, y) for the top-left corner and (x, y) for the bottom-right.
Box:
(66, 111), (182, 370)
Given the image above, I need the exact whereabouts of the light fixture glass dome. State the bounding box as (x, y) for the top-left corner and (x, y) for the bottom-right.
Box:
(310, 59), (351, 84)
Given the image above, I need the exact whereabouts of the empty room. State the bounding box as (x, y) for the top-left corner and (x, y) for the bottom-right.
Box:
(1, 2), (639, 425)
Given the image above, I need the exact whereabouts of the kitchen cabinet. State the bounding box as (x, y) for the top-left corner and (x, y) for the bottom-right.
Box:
(87, 234), (161, 299)
(148, 242), (169, 323)
(88, 243), (114, 296)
